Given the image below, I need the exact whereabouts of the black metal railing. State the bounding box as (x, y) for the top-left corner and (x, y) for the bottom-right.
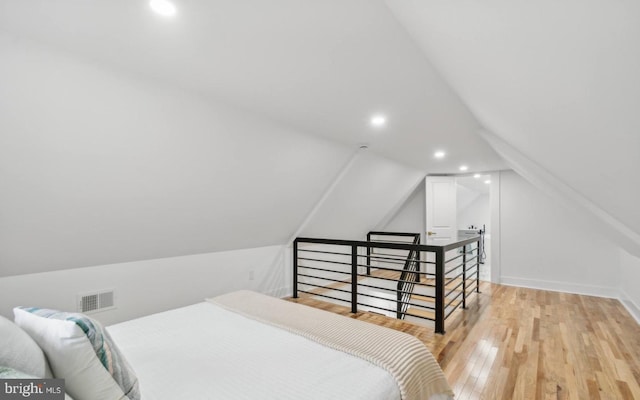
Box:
(397, 241), (420, 319)
(365, 232), (421, 320)
(293, 232), (481, 334)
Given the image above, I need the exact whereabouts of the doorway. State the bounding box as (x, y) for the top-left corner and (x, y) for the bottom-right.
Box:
(456, 174), (491, 281)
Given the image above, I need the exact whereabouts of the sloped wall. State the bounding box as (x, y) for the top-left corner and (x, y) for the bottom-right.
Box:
(386, 0), (640, 258)
(380, 180), (425, 237)
(299, 152), (424, 241)
(499, 171), (620, 296)
(385, 170), (623, 297)
(0, 35), (430, 320)
(0, 34), (352, 276)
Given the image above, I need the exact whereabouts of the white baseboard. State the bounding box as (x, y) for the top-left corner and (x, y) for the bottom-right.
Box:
(500, 276), (619, 299)
(619, 289), (640, 325)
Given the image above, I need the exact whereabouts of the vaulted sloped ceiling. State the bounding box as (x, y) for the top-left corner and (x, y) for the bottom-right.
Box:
(300, 151), (425, 240)
(0, 34), (355, 275)
(386, 0), (640, 256)
(0, 0), (504, 173)
(3, 0), (637, 276)
(0, 0), (506, 276)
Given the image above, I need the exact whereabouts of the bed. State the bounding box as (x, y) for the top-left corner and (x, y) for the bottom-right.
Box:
(5, 290), (453, 400)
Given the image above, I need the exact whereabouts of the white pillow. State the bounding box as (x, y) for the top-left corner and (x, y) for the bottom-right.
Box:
(14, 308), (139, 400)
(0, 314), (52, 378)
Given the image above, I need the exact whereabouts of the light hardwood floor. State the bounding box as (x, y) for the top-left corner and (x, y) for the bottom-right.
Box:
(288, 282), (640, 399)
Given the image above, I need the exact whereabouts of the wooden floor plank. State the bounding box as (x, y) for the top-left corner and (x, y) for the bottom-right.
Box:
(288, 282), (640, 399)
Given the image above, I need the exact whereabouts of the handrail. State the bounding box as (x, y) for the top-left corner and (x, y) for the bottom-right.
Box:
(395, 235), (420, 319)
(297, 235), (481, 252)
(366, 231), (420, 277)
(366, 232), (422, 320)
(293, 232), (481, 334)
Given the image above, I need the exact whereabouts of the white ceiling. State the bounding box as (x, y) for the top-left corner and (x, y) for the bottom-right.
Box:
(386, 0), (640, 247)
(457, 175), (491, 195)
(2, 0), (639, 272)
(0, 0), (505, 174)
(0, 32), (361, 274)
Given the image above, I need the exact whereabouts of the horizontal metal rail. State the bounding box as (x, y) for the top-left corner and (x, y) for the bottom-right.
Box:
(404, 302), (436, 311)
(297, 235), (481, 252)
(368, 231), (423, 237)
(299, 248), (436, 266)
(298, 274), (435, 300)
(444, 250), (475, 264)
(299, 296), (435, 321)
(445, 280), (465, 296)
(465, 283), (479, 295)
(368, 238), (419, 244)
(298, 267), (437, 288)
(298, 282), (353, 295)
(293, 232), (481, 334)
(445, 256), (479, 274)
(297, 264), (350, 275)
(298, 290), (351, 305)
(445, 290), (464, 308)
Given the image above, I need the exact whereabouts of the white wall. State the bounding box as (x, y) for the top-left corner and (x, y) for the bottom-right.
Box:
(456, 185), (480, 219)
(0, 245), (285, 326)
(384, 179), (492, 239)
(499, 170), (620, 297)
(300, 152), (424, 240)
(0, 35), (434, 323)
(457, 192), (490, 233)
(619, 250), (640, 323)
(387, 0), (640, 255)
(0, 34), (352, 276)
(381, 180), (425, 238)
(373, 170), (625, 299)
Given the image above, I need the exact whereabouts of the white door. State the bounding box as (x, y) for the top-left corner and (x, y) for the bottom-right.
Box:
(425, 176), (457, 242)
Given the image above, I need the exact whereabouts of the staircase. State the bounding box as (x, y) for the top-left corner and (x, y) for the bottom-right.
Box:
(393, 234), (421, 320)
(294, 231), (482, 334)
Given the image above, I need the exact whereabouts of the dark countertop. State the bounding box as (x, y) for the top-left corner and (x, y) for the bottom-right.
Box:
(424, 234), (481, 251)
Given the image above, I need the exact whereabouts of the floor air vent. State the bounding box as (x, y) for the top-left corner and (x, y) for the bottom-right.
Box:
(77, 289), (115, 313)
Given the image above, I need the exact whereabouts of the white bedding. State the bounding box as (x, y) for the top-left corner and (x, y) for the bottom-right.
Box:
(107, 302), (402, 400)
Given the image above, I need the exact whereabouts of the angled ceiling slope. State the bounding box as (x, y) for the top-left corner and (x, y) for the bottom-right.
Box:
(0, 0), (505, 174)
(386, 0), (640, 257)
(0, 33), (355, 276)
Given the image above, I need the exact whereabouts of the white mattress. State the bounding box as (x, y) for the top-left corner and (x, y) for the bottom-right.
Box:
(107, 302), (401, 400)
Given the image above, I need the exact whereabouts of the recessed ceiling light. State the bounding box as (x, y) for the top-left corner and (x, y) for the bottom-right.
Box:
(484, 180), (491, 184)
(459, 165), (468, 172)
(434, 151), (446, 159)
(150, 0), (176, 17)
(473, 173), (481, 179)
(370, 115), (387, 128)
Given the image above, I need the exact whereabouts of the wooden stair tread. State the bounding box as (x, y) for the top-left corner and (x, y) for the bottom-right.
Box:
(420, 277), (476, 291)
(409, 294), (463, 308)
(411, 294), (435, 302)
(404, 308), (435, 320)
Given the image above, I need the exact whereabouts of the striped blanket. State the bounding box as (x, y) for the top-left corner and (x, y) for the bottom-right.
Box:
(207, 291), (453, 400)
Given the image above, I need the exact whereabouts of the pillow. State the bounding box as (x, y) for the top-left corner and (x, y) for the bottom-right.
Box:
(0, 365), (38, 379)
(13, 308), (140, 400)
(0, 366), (75, 400)
(0, 315), (52, 378)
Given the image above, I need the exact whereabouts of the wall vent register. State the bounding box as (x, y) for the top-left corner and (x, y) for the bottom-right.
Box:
(77, 289), (115, 313)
